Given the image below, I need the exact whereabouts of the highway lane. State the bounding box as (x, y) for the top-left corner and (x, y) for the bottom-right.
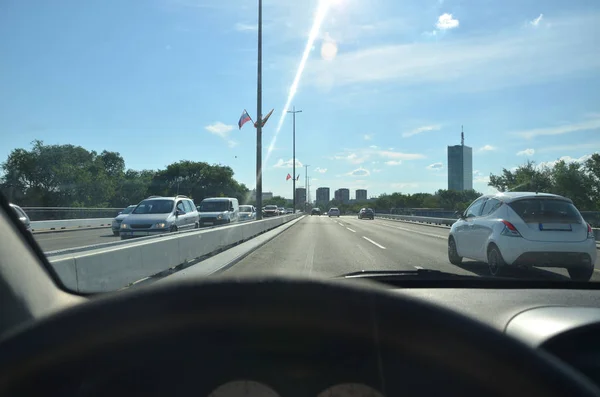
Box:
(226, 215), (600, 281)
(34, 228), (118, 252)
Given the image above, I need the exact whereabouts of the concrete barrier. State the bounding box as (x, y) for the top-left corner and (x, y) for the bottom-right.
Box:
(49, 214), (302, 293)
(31, 218), (113, 232)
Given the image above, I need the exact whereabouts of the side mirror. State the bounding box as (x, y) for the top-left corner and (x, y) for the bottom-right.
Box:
(454, 211), (465, 219)
(118, 211), (122, 215)
(176, 209), (185, 216)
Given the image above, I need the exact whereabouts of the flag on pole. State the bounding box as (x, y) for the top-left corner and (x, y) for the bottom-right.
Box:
(296, 174), (300, 181)
(254, 108), (275, 128)
(238, 109), (252, 130)
(286, 173), (292, 181)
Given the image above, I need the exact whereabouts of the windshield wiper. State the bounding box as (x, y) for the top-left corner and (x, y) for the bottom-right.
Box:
(337, 268), (481, 280)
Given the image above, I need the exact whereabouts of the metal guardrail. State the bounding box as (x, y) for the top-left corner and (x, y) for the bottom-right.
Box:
(375, 214), (600, 242)
(49, 214), (303, 293)
(22, 207), (124, 221)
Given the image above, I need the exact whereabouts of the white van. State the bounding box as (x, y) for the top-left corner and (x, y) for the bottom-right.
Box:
(197, 197), (239, 227)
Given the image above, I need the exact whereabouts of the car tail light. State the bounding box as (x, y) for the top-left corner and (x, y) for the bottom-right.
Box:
(500, 220), (522, 237)
(587, 223), (595, 240)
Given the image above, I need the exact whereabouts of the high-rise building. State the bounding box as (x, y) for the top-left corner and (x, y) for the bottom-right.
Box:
(356, 189), (367, 201)
(334, 188), (350, 204)
(250, 190), (274, 202)
(447, 128), (473, 191)
(295, 188), (306, 207)
(316, 187), (330, 204)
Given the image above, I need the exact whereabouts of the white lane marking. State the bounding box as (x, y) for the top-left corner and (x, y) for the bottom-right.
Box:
(363, 236), (386, 249)
(338, 222), (344, 226)
(414, 266), (424, 270)
(346, 227), (356, 233)
(374, 221), (446, 240)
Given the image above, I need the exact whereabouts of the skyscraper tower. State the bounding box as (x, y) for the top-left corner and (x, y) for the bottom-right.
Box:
(447, 127), (473, 191)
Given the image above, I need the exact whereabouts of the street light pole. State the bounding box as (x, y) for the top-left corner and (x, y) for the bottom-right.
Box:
(287, 106), (302, 211)
(304, 164), (310, 209)
(255, 0), (263, 220)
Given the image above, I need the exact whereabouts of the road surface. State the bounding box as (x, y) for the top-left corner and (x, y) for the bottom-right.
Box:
(225, 215), (600, 281)
(34, 228), (118, 252)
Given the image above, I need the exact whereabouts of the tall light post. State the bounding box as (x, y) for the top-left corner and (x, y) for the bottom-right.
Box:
(304, 164), (310, 209)
(255, 0), (263, 220)
(287, 106), (302, 211)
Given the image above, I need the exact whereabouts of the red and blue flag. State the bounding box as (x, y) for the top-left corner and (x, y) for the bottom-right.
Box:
(238, 110), (252, 130)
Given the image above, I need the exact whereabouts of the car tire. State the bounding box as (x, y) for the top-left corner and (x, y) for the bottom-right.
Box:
(568, 266), (594, 281)
(194, 222), (199, 229)
(487, 244), (505, 276)
(170, 225), (178, 233)
(113, 231), (120, 236)
(448, 236), (462, 265)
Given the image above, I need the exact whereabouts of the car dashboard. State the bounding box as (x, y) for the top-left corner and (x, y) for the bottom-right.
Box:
(397, 287), (600, 387)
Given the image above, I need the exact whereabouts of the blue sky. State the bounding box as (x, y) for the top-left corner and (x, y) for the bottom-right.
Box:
(1, 0), (599, 200)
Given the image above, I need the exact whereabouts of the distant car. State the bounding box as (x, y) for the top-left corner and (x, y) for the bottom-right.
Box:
(311, 208), (321, 216)
(120, 195), (199, 240)
(238, 205), (256, 221)
(264, 205), (279, 217)
(448, 192), (597, 281)
(285, 208), (294, 214)
(277, 207), (286, 215)
(358, 208), (374, 220)
(10, 203), (31, 233)
(111, 205), (137, 236)
(328, 207), (341, 217)
(197, 197), (239, 226)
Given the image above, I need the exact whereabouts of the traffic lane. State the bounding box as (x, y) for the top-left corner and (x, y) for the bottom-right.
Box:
(33, 228), (118, 252)
(226, 214), (415, 277)
(342, 216), (600, 281)
(338, 217), (479, 277)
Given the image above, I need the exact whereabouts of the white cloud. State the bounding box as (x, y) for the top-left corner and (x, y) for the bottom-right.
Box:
(369, 145), (378, 149)
(364, 134), (373, 140)
(474, 175), (490, 184)
(347, 167), (370, 177)
(235, 22), (257, 32)
(273, 158), (303, 168)
(427, 162), (444, 170)
(378, 150), (426, 160)
(205, 122), (234, 138)
(514, 117), (600, 139)
(436, 13), (459, 30)
(314, 167), (327, 173)
(478, 145), (496, 152)
(227, 140), (239, 148)
(391, 183), (419, 189)
(333, 152), (367, 164)
(537, 154), (594, 169)
(530, 14), (543, 27)
(517, 148), (535, 156)
(402, 125), (441, 138)
(385, 160), (402, 166)
(305, 14), (600, 93)
(373, 168), (382, 173)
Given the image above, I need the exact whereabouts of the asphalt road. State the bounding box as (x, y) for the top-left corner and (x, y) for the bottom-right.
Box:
(226, 215), (600, 282)
(34, 228), (119, 252)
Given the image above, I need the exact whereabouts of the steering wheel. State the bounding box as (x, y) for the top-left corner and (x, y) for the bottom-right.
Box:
(0, 276), (598, 396)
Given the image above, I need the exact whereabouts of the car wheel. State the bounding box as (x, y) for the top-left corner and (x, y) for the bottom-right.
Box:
(568, 265), (594, 281)
(170, 225), (178, 233)
(447, 236), (462, 265)
(113, 230), (120, 236)
(194, 222), (199, 229)
(487, 244), (505, 276)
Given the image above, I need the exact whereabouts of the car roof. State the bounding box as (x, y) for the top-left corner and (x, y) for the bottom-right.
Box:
(202, 197), (236, 202)
(483, 191), (571, 203)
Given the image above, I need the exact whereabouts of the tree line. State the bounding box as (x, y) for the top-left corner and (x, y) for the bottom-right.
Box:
(0, 140), (250, 207)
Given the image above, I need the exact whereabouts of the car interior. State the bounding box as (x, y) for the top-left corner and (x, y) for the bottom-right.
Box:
(1, 192), (600, 397)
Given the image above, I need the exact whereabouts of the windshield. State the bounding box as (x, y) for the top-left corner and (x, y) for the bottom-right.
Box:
(1, 0), (599, 295)
(133, 200), (174, 214)
(122, 206), (135, 215)
(200, 201), (229, 212)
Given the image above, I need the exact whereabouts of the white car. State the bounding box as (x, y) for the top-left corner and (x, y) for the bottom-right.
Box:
(328, 208), (340, 217)
(448, 192), (597, 281)
(238, 205), (256, 221)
